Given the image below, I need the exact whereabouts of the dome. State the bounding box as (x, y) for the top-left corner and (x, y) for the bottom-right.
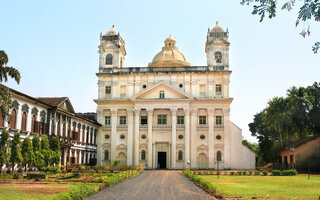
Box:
(149, 36), (190, 67)
(104, 25), (118, 36)
(210, 22), (225, 33)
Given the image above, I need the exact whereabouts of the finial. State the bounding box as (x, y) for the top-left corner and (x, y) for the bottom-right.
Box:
(208, 27), (210, 32)
(216, 21), (218, 25)
(226, 28), (229, 33)
(112, 25), (114, 28)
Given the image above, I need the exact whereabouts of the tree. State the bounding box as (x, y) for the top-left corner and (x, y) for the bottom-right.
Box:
(32, 135), (43, 169)
(9, 131), (23, 172)
(0, 129), (10, 170)
(0, 50), (21, 121)
(50, 136), (60, 153)
(21, 137), (34, 171)
(32, 135), (41, 152)
(240, 0), (320, 53)
(41, 135), (50, 150)
(306, 82), (320, 133)
(287, 86), (313, 139)
(249, 112), (279, 164)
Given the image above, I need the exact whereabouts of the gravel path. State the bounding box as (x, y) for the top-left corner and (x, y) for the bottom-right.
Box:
(87, 170), (213, 200)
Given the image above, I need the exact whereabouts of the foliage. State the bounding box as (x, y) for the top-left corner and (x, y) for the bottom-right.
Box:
(21, 137), (35, 170)
(113, 160), (120, 167)
(0, 129), (10, 167)
(262, 170), (268, 176)
(52, 183), (96, 200)
(40, 165), (60, 173)
(9, 131), (23, 171)
(32, 135), (41, 152)
(41, 135), (50, 150)
(249, 82), (320, 166)
(50, 136), (60, 152)
(41, 149), (60, 167)
(0, 50), (21, 121)
(34, 150), (45, 169)
(240, 0), (320, 53)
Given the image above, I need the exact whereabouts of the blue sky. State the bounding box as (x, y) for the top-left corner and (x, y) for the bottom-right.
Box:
(1, 0), (319, 142)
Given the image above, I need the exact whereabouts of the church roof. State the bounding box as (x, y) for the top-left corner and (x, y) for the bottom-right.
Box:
(210, 22), (225, 33)
(37, 97), (69, 107)
(148, 36), (190, 67)
(104, 25), (118, 36)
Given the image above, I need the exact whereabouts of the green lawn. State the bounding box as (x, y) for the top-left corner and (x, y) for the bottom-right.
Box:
(0, 184), (72, 200)
(200, 175), (320, 199)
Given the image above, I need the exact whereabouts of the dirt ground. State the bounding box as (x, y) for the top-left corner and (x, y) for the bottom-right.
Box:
(0, 183), (68, 195)
(87, 170), (213, 200)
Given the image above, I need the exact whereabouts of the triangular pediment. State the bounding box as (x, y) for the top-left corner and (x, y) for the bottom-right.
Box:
(58, 98), (75, 114)
(131, 81), (193, 101)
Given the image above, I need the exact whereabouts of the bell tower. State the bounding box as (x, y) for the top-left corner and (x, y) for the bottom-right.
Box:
(205, 22), (230, 67)
(98, 25), (126, 70)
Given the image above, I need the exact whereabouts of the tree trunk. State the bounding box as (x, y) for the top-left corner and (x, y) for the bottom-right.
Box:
(279, 131), (284, 148)
(11, 162), (14, 173)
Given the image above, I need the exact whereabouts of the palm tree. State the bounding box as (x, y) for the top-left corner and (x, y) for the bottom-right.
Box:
(0, 50), (21, 121)
(263, 97), (293, 147)
(287, 86), (313, 139)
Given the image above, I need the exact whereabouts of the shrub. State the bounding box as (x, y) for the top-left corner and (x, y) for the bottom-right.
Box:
(53, 183), (96, 200)
(230, 171), (235, 175)
(272, 170), (281, 176)
(255, 171), (260, 175)
(40, 165), (60, 173)
(182, 171), (216, 195)
(262, 170), (268, 176)
(237, 171), (242, 175)
(282, 169), (298, 176)
(242, 171), (247, 175)
(248, 171), (253, 175)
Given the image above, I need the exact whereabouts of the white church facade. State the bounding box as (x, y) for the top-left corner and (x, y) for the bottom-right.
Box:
(95, 24), (255, 169)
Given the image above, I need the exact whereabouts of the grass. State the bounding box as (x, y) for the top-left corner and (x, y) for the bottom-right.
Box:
(200, 175), (320, 199)
(0, 184), (73, 200)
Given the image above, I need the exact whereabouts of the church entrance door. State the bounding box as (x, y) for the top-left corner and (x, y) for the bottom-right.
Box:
(158, 152), (167, 169)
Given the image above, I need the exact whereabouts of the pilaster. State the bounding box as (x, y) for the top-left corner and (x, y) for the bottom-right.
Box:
(223, 108), (231, 169)
(184, 108), (190, 168)
(171, 108), (177, 169)
(147, 108), (153, 168)
(190, 108), (198, 169)
(134, 109), (140, 166)
(208, 107), (215, 168)
(127, 109), (134, 166)
(111, 108), (118, 161)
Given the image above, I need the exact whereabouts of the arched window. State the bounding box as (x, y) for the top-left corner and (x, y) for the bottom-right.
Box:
(215, 52), (222, 63)
(178, 151), (183, 161)
(141, 150), (146, 160)
(104, 150), (109, 160)
(105, 54), (113, 65)
(39, 117), (44, 134)
(217, 151), (222, 161)
(0, 113), (4, 127)
(31, 115), (36, 133)
(10, 109), (17, 129)
(21, 112), (27, 131)
(159, 90), (165, 99)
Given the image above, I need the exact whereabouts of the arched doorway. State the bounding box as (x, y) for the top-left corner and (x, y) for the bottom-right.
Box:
(198, 153), (208, 169)
(118, 153), (127, 166)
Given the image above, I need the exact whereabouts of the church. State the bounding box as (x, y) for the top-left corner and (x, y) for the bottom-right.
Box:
(95, 24), (255, 169)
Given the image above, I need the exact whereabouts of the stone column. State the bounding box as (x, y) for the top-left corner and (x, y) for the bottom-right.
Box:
(147, 108), (153, 168)
(171, 108), (177, 169)
(190, 108), (197, 169)
(26, 111), (32, 132)
(83, 151), (87, 164)
(208, 108), (215, 168)
(111, 108), (118, 161)
(16, 108), (22, 130)
(184, 108), (190, 168)
(127, 109), (134, 166)
(134, 109), (140, 166)
(223, 108), (231, 169)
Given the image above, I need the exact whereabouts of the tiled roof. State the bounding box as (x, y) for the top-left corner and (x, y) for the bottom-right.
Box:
(37, 97), (68, 107)
(286, 134), (320, 149)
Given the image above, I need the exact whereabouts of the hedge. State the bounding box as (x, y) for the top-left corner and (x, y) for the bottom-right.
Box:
(182, 171), (216, 195)
(52, 183), (96, 200)
(272, 169), (298, 176)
